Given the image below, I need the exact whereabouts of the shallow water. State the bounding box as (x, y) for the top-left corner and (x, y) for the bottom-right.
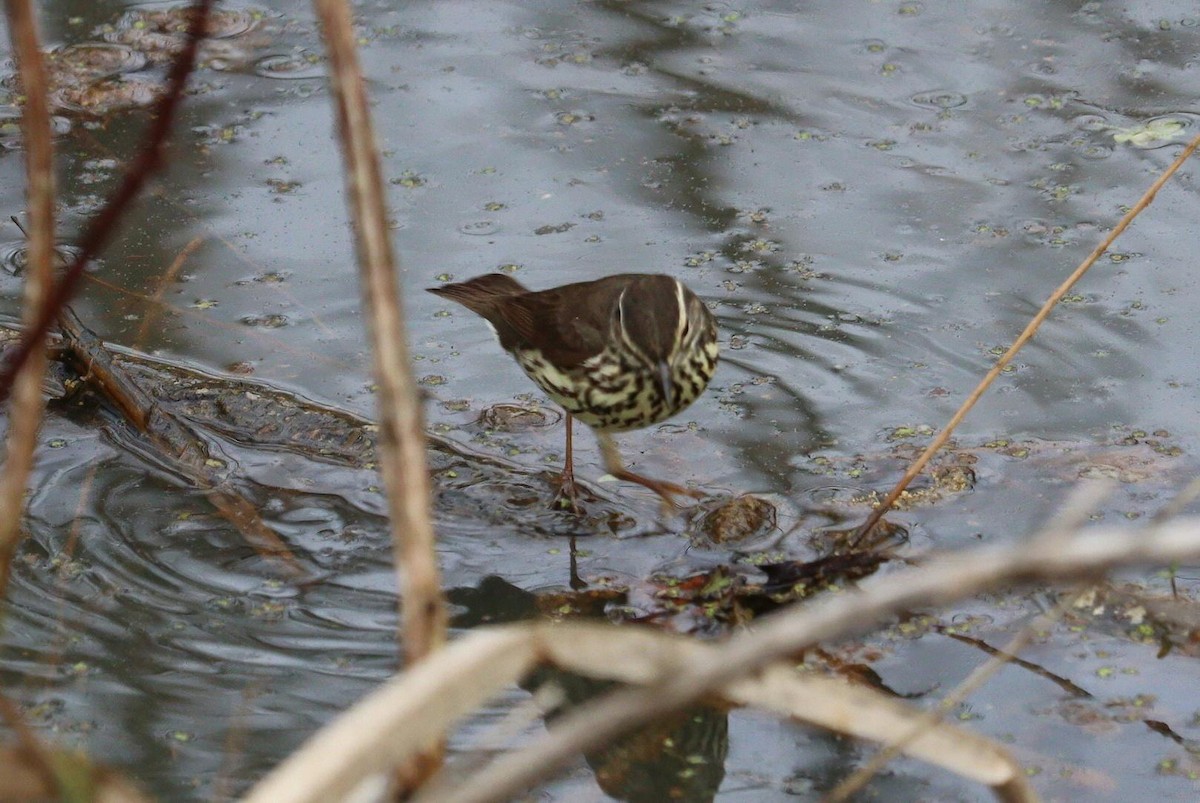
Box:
(1, 0), (1200, 800)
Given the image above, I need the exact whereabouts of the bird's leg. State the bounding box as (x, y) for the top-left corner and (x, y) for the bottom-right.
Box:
(597, 432), (703, 509)
(553, 413), (583, 513)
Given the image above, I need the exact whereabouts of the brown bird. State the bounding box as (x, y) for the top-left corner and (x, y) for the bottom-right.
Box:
(428, 272), (719, 509)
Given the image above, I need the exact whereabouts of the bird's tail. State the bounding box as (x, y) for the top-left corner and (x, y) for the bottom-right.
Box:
(426, 273), (528, 313)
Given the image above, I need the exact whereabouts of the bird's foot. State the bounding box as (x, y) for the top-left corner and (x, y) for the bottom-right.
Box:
(594, 433), (704, 513)
(552, 468), (585, 514)
(612, 469), (703, 512)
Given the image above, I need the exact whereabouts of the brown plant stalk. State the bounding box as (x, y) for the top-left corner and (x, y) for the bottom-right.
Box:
(0, 0), (64, 795)
(312, 0), (446, 665)
(313, 0), (447, 787)
(0, 0), (58, 596)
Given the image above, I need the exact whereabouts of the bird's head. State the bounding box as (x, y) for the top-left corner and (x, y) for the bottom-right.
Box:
(614, 276), (715, 406)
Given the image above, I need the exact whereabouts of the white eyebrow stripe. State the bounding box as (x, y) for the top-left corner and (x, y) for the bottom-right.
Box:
(674, 279), (687, 348)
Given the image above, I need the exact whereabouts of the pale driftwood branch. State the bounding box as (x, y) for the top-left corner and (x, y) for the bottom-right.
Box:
(242, 622), (1032, 803)
(0, 0), (57, 596)
(312, 0), (445, 665)
(243, 506), (1200, 803)
(241, 629), (533, 803)
(243, 619), (1041, 801)
(529, 628), (1034, 797)
(434, 515), (1200, 802)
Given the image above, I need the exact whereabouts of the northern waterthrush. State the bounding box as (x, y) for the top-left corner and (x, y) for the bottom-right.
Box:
(428, 272), (718, 508)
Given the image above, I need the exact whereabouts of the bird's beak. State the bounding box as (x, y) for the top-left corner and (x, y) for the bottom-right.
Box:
(658, 360), (674, 408)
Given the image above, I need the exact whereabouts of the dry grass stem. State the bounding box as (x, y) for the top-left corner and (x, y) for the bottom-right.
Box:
(3, 689), (150, 801)
(0, 692), (56, 798)
(0, 745), (151, 803)
(0, 0), (58, 597)
(312, 0), (446, 668)
(855, 131), (1200, 541)
(1152, 476), (1200, 524)
(314, 0), (447, 787)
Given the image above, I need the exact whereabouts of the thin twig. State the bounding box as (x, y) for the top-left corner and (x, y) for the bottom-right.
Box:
(134, 235), (205, 347)
(54, 309), (306, 575)
(853, 132), (1200, 543)
(0, 693), (57, 798)
(832, 486), (1126, 798)
(82, 271), (348, 365)
(826, 592), (1076, 802)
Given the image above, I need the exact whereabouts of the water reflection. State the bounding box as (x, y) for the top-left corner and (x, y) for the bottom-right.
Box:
(450, 576), (728, 802)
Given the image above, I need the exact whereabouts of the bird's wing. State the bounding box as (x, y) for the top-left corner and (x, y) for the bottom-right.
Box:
(503, 279), (627, 367)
